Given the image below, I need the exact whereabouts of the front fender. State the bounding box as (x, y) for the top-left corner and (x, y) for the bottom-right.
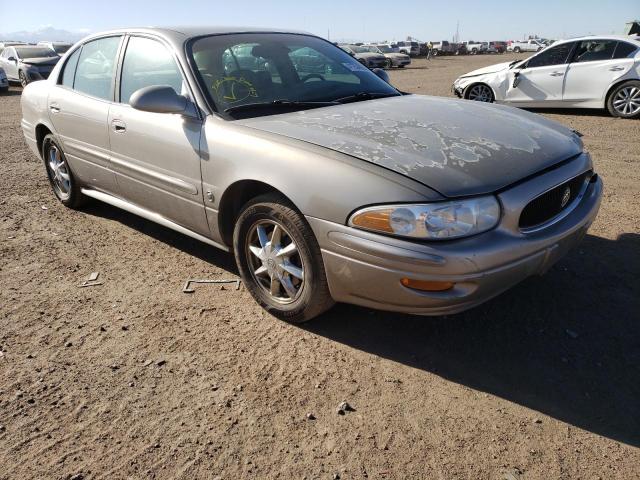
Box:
(200, 116), (442, 241)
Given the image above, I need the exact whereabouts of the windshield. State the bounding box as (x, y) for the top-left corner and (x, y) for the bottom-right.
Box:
(376, 45), (393, 53)
(351, 46), (369, 53)
(189, 33), (399, 119)
(16, 47), (58, 59)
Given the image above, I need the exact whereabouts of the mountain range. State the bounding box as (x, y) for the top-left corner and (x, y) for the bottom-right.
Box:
(0, 26), (89, 43)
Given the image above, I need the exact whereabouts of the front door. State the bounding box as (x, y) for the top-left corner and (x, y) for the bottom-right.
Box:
(108, 35), (209, 236)
(505, 42), (576, 104)
(47, 36), (122, 194)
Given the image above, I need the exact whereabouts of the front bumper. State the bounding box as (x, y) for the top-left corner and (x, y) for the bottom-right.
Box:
(308, 154), (602, 315)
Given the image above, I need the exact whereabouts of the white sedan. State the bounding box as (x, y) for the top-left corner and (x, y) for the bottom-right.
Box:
(453, 35), (640, 118)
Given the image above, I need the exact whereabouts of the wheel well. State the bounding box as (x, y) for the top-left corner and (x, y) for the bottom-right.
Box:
(35, 124), (52, 157)
(217, 180), (292, 247)
(604, 78), (636, 107)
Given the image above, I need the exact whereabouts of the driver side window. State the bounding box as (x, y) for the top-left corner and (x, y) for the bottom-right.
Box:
(527, 42), (574, 68)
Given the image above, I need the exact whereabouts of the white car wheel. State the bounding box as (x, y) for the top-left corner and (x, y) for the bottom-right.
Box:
(466, 84), (494, 102)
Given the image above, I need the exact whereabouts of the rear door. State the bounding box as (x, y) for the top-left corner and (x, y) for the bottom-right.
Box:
(47, 36), (123, 194)
(108, 34), (209, 236)
(505, 42), (576, 104)
(563, 40), (638, 104)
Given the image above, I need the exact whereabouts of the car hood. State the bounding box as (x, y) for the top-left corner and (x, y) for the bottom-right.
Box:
(386, 53), (409, 59)
(460, 61), (513, 78)
(21, 57), (59, 66)
(237, 95), (583, 197)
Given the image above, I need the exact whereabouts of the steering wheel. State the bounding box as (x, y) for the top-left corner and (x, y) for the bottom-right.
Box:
(301, 73), (326, 83)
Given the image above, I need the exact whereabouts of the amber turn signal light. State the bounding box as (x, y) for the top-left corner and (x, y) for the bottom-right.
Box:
(400, 278), (455, 292)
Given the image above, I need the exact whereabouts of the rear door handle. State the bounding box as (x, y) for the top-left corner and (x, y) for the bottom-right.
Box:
(609, 66), (625, 71)
(111, 119), (126, 133)
(549, 71), (564, 77)
(49, 103), (60, 113)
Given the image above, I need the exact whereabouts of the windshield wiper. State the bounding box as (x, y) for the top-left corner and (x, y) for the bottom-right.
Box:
(333, 92), (401, 104)
(224, 99), (339, 115)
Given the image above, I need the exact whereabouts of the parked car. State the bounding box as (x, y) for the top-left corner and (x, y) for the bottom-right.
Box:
(21, 27), (602, 322)
(463, 41), (487, 55)
(396, 41), (420, 57)
(453, 36), (640, 118)
(339, 44), (386, 68)
(37, 41), (73, 55)
(0, 45), (60, 86)
(364, 44), (411, 68)
(489, 41), (507, 53)
(0, 41), (26, 55)
(0, 67), (8, 92)
(430, 40), (456, 56)
(508, 39), (545, 53)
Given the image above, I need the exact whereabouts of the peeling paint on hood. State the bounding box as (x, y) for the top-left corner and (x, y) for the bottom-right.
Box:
(238, 95), (583, 197)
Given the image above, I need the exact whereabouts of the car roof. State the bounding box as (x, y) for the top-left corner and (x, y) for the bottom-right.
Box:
(78, 26), (313, 48)
(553, 35), (640, 46)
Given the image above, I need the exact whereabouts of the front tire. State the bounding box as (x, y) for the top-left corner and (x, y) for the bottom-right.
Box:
(514, 47), (521, 53)
(233, 193), (334, 323)
(607, 81), (640, 119)
(19, 70), (29, 87)
(42, 134), (86, 208)
(465, 83), (494, 103)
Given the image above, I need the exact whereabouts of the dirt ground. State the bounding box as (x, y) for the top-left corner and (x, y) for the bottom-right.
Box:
(1, 52), (639, 480)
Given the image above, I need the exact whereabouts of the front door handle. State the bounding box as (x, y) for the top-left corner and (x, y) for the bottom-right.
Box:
(549, 71), (564, 77)
(609, 66), (625, 71)
(111, 119), (126, 133)
(49, 103), (60, 113)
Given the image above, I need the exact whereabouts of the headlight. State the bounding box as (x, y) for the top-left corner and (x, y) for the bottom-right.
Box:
(349, 196), (501, 240)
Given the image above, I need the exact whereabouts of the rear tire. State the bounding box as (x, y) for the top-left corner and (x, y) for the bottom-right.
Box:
(607, 80), (640, 119)
(42, 134), (86, 209)
(385, 58), (393, 69)
(233, 193), (334, 323)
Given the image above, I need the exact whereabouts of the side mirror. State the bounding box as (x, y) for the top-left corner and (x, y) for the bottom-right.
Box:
(372, 68), (391, 84)
(130, 85), (188, 114)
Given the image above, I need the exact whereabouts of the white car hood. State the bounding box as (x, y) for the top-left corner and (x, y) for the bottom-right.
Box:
(460, 61), (513, 78)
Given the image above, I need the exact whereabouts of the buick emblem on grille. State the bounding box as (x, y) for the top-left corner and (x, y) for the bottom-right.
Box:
(561, 186), (571, 208)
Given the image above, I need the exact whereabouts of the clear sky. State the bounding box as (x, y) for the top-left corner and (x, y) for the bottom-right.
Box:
(1, 0), (638, 42)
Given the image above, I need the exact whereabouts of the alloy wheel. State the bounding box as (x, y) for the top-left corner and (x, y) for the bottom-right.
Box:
(19, 71), (28, 88)
(47, 144), (71, 200)
(245, 219), (305, 304)
(467, 84), (493, 102)
(612, 86), (640, 116)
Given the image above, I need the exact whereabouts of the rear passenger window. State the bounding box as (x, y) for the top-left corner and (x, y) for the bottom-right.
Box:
(573, 40), (616, 63)
(613, 42), (638, 59)
(119, 36), (184, 105)
(74, 36), (121, 101)
(61, 48), (81, 87)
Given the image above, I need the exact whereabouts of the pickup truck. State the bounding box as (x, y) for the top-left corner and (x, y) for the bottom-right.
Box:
(396, 41), (420, 57)
(462, 41), (487, 55)
(507, 39), (545, 53)
(430, 40), (456, 56)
